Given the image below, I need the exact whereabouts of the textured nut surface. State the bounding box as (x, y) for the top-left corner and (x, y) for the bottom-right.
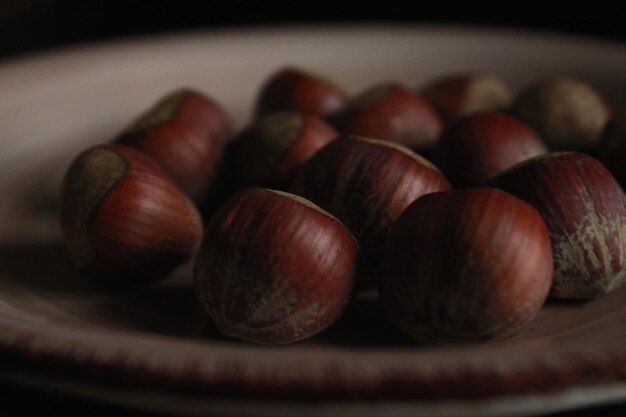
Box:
(289, 135), (450, 288)
(117, 89), (233, 204)
(490, 152), (626, 298)
(60, 144), (203, 282)
(193, 188), (358, 344)
(379, 188), (553, 344)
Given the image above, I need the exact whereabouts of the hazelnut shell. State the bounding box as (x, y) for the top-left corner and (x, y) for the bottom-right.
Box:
(379, 188), (553, 344)
(511, 77), (610, 151)
(436, 111), (547, 186)
(490, 152), (626, 298)
(117, 88), (233, 206)
(233, 111), (338, 188)
(60, 144), (203, 283)
(420, 73), (512, 124)
(255, 67), (348, 118)
(289, 135), (450, 287)
(597, 110), (626, 187)
(329, 83), (443, 152)
(193, 187), (358, 344)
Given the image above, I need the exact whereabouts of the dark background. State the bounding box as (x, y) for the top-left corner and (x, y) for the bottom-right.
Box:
(1, 2), (626, 416)
(1, 2), (626, 59)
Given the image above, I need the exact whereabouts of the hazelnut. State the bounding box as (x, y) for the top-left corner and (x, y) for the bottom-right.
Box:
(289, 135), (450, 287)
(60, 144), (203, 283)
(328, 83), (443, 153)
(379, 188), (553, 344)
(490, 152), (626, 298)
(255, 67), (348, 118)
(597, 110), (626, 187)
(420, 73), (512, 124)
(193, 188), (358, 344)
(232, 111), (338, 188)
(436, 111), (548, 187)
(511, 77), (610, 151)
(116, 88), (233, 206)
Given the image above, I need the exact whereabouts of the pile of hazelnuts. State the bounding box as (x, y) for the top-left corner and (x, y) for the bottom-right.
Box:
(60, 67), (626, 345)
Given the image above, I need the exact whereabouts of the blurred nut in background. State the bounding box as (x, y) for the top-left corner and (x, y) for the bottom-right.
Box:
(512, 77), (610, 151)
(255, 67), (348, 118)
(435, 111), (547, 187)
(419, 73), (512, 124)
(329, 83), (443, 153)
(597, 110), (626, 188)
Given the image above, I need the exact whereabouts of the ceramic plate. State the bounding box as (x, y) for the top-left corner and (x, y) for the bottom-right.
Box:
(0, 25), (625, 417)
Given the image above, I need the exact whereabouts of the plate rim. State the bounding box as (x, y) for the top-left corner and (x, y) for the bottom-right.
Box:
(2, 22), (626, 75)
(1, 367), (626, 417)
